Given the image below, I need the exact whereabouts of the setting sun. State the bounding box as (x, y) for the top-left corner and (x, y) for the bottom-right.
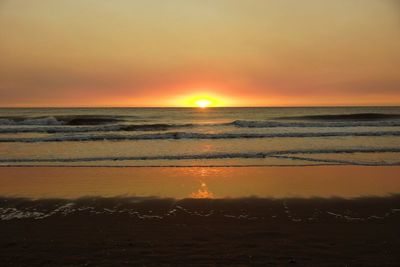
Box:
(195, 99), (212, 108)
(172, 92), (232, 108)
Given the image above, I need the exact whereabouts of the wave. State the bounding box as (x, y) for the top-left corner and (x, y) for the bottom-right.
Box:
(233, 120), (400, 128)
(0, 115), (126, 126)
(0, 123), (196, 134)
(0, 117), (64, 126)
(2, 117), (400, 134)
(1, 147), (399, 164)
(278, 113), (400, 121)
(1, 130), (400, 142)
(1, 121), (399, 135)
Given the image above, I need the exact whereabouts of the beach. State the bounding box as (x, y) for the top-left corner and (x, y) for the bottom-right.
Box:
(1, 166), (400, 266)
(1, 195), (400, 266)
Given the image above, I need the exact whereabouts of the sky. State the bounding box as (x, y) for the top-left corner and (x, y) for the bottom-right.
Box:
(0, 0), (399, 107)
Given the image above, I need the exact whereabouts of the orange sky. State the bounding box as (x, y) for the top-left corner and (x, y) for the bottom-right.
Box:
(0, 0), (399, 107)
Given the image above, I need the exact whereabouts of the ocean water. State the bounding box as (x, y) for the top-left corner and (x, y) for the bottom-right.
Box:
(0, 107), (400, 167)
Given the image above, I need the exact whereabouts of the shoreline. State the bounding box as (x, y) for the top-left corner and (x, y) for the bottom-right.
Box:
(1, 163), (400, 167)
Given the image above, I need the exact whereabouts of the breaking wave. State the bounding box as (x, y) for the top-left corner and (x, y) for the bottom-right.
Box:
(0, 117), (64, 126)
(1, 130), (400, 142)
(0, 115), (127, 126)
(2, 118), (400, 134)
(0, 147), (399, 165)
(278, 113), (400, 121)
(0, 123), (196, 134)
(233, 120), (400, 128)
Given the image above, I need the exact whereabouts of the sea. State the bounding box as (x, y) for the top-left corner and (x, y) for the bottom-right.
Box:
(1, 106), (400, 167)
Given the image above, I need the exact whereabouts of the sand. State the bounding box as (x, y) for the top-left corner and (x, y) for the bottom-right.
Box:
(1, 196), (400, 266)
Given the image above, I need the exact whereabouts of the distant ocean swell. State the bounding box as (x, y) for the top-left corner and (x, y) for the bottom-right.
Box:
(0, 147), (399, 166)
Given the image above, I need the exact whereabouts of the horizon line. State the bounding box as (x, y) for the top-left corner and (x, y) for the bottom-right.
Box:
(0, 105), (400, 109)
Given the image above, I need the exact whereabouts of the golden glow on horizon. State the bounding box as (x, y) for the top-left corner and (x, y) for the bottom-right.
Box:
(174, 92), (231, 107)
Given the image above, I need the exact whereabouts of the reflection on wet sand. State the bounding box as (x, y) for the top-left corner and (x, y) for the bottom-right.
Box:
(0, 166), (399, 199)
(190, 182), (214, 198)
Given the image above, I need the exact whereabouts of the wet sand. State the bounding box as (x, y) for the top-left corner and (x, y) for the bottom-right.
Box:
(1, 196), (400, 266)
(1, 166), (400, 198)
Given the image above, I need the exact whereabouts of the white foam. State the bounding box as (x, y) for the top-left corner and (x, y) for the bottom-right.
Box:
(233, 120), (400, 128)
(0, 147), (399, 165)
(0, 117), (64, 126)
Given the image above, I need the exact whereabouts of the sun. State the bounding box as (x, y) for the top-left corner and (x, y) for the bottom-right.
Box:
(195, 99), (212, 108)
(173, 92), (231, 108)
